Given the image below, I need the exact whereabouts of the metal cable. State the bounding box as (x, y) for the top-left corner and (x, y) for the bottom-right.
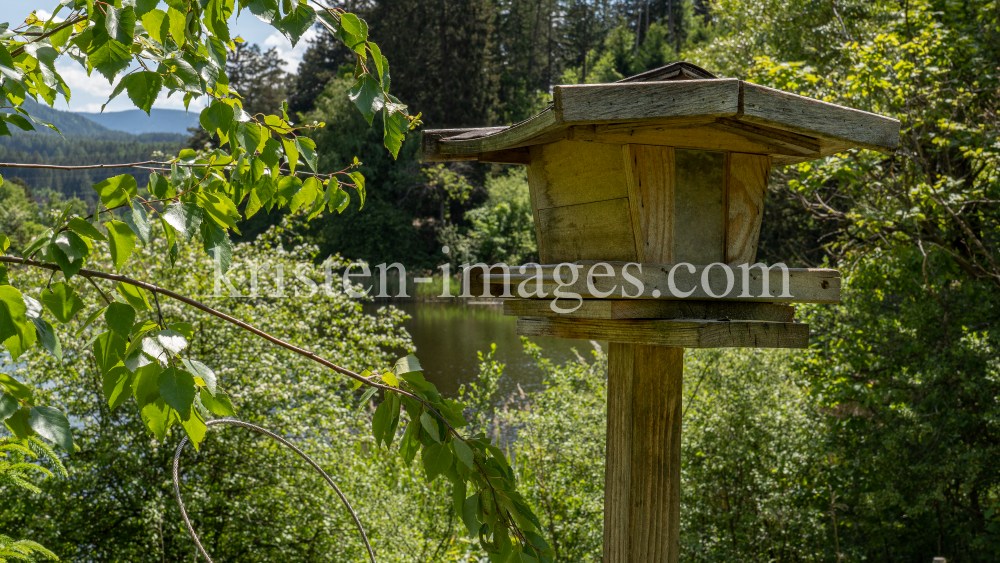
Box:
(172, 418), (378, 563)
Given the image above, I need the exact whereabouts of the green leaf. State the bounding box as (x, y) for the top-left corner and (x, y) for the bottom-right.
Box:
(123, 199), (151, 245)
(21, 230), (53, 258)
(116, 282), (153, 311)
(200, 389), (235, 416)
(133, 362), (164, 407)
(104, 302), (136, 338)
(53, 231), (90, 262)
(202, 0), (234, 44)
(0, 373), (32, 404)
(178, 407), (207, 449)
(68, 217), (107, 241)
(5, 407), (32, 440)
(422, 442), (454, 482)
(325, 183), (350, 214)
(92, 330), (127, 374)
(103, 365), (134, 410)
(124, 71), (163, 115)
(200, 101), (234, 136)
(248, 0), (279, 23)
(420, 411), (442, 443)
(88, 32), (132, 82)
(356, 386), (378, 411)
(105, 6), (137, 45)
(154, 329), (188, 355)
(141, 398), (172, 440)
(348, 171), (366, 209)
(30, 317), (62, 362)
(399, 420), (419, 463)
(167, 7), (187, 48)
(294, 136), (318, 172)
(162, 202), (202, 241)
(276, 3), (316, 45)
(201, 222), (234, 274)
(196, 192), (241, 233)
(135, 0), (160, 16)
(281, 137), (299, 173)
(0, 391), (17, 421)
(453, 439), (475, 470)
(0, 232), (8, 255)
(158, 367), (196, 419)
(463, 493), (481, 536)
(106, 220), (136, 271)
(40, 282), (85, 324)
(291, 177), (322, 214)
(183, 359), (217, 395)
(372, 397), (392, 448)
(394, 355), (423, 376)
(235, 122), (264, 152)
(29, 406), (74, 452)
(49, 243), (84, 280)
(92, 175), (137, 209)
(383, 107), (408, 160)
(349, 75), (383, 125)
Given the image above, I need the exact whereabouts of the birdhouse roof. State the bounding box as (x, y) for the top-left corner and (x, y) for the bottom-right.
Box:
(423, 63), (900, 166)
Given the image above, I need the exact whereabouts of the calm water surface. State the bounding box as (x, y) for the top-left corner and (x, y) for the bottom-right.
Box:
(364, 301), (602, 397)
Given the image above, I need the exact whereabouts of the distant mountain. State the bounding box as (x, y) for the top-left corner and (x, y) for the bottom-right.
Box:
(18, 99), (117, 137)
(78, 108), (200, 136)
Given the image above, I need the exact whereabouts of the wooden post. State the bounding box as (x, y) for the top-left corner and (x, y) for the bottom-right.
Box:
(424, 61), (899, 563)
(604, 343), (683, 563)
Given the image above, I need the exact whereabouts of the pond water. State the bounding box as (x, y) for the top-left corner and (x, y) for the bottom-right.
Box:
(364, 301), (603, 397)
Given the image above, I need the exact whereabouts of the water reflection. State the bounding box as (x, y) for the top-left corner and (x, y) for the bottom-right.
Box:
(363, 301), (602, 397)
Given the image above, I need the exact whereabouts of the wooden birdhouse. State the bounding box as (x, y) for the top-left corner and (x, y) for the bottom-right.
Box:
(423, 62), (899, 563)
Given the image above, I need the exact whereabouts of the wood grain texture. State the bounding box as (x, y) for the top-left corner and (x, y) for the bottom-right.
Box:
(479, 263), (842, 303)
(740, 82), (900, 154)
(503, 299), (795, 322)
(555, 79), (741, 123)
(536, 199), (639, 262)
(623, 145), (675, 264)
(711, 118), (820, 155)
(604, 343), (683, 563)
(532, 140), (628, 210)
(422, 81), (898, 163)
(517, 317), (811, 348)
(575, 123), (798, 155)
(726, 153), (771, 266)
(674, 150), (725, 264)
(526, 147), (549, 263)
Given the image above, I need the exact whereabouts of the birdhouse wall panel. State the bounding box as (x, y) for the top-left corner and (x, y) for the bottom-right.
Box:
(673, 149), (726, 264)
(529, 141), (627, 210)
(725, 153), (772, 266)
(536, 199), (638, 263)
(623, 144), (676, 264)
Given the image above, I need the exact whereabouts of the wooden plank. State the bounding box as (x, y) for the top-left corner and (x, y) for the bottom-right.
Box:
(604, 343), (683, 563)
(503, 299), (796, 322)
(436, 107), (562, 155)
(674, 149), (725, 264)
(622, 145), (648, 263)
(740, 82), (900, 154)
(532, 140), (628, 210)
(536, 199), (638, 263)
(526, 146), (549, 263)
(518, 317), (810, 348)
(711, 118), (820, 155)
(726, 153), (771, 265)
(479, 262), (842, 303)
(422, 128), (506, 162)
(574, 123), (799, 155)
(555, 79), (741, 123)
(623, 145), (675, 263)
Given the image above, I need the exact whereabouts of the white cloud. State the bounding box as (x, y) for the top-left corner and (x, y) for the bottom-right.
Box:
(263, 28), (318, 73)
(34, 10), (65, 23)
(56, 61), (116, 98)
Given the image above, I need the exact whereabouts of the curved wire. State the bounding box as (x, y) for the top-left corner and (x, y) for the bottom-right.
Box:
(172, 418), (378, 563)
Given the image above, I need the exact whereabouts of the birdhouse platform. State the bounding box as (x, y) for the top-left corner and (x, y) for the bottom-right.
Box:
(423, 62), (900, 563)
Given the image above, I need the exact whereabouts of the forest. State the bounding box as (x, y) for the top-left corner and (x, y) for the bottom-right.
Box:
(1, 0), (999, 562)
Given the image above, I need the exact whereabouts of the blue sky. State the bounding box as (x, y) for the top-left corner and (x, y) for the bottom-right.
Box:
(0, 1), (316, 113)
